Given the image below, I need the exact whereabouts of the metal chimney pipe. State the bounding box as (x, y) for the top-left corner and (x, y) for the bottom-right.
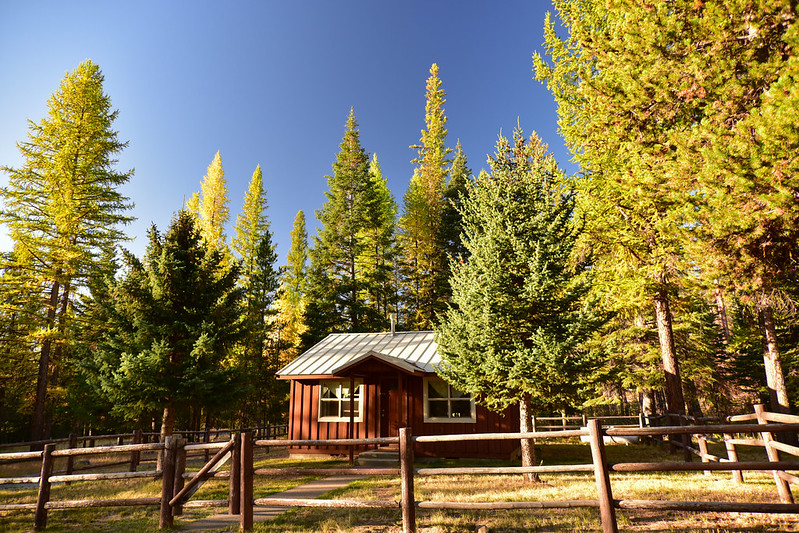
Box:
(390, 313), (397, 336)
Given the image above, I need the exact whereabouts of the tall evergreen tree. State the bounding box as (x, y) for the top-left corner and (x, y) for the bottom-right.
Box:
(535, 0), (799, 416)
(437, 129), (601, 481)
(398, 63), (452, 329)
(274, 211), (309, 366)
(671, 0), (799, 416)
(357, 154), (398, 324)
(91, 210), (245, 441)
(0, 60), (133, 441)
(440, 140), (472, 264)
(188, 151), (230, 254)
(534, 2), (692, 417)
(304, 109), (380, 343)
(231, 165), (280, 425)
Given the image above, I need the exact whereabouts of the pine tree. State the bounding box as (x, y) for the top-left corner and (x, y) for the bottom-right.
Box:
(274, 211), (309, 366)
(91, 210), (245, 441)
(232, 165), (269, 285)
(231, 165), (280, 425)
(357, 154), (397, 325)
(398, 63), (452, 329)
(190, 151), (230, 254)
(534, 2), (692, 417)
(535, 0), (799, 417)
(437, 129), (601, 482)
(304, 109), (378, 342)
(440, 140), (472, 264)
(0, 60), (133, 441)
(672, 0), (799, 416)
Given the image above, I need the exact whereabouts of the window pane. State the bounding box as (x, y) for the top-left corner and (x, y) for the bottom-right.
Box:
(320, 400), (339, 418)
(450, 400), (472, 418)
(428, 380), (449, 399)
(321, 384), (339, 399)
(342, 400), (360, 417)
(428, 399), (449, 418)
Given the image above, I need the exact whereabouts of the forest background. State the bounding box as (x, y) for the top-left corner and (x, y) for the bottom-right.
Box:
(1, 0), (798, 444)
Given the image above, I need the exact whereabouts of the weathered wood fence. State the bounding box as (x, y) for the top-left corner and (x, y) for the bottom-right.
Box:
(0, 424), (288, 453)
(530, 413), (644, 432)
(2, 408), (798, 532)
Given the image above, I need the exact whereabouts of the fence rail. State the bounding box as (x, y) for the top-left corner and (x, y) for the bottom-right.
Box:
(2, 409), (798, 531)
(0, 424), (288, 451)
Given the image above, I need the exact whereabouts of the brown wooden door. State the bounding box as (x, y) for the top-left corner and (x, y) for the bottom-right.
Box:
(379, 379), (398, 438)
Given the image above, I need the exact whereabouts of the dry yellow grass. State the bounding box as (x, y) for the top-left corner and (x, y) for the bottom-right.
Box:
(2, 440), (798, 532)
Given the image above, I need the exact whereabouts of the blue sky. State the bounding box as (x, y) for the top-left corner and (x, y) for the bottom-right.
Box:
(0, 1), (573, 261)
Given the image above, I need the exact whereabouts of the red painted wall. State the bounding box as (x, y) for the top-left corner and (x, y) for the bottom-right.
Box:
(287, 375), (520, 459)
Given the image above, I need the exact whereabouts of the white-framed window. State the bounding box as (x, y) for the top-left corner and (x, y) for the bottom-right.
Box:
(423, 378), (476, 423)
(318, 380), (363, 422)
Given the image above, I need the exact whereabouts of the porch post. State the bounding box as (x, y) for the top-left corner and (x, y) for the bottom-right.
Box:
(398, 372), (406, 428)
(349, 375), (355, 465)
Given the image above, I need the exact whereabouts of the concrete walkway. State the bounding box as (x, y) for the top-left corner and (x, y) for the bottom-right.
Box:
(179, 475), (365, 532)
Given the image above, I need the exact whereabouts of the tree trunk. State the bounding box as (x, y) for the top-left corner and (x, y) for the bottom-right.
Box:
(653, 290), (685, 417)
(640, 390), (654, 417)
(31, 281), (60, 444)
(714, 284), (731, 344)
(157, 403), (176, 471)
(757, 296), (791, 415)
(519, 394), (541, 483)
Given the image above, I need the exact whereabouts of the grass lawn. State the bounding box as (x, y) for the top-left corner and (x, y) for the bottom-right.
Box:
(2, 438), (798, 532)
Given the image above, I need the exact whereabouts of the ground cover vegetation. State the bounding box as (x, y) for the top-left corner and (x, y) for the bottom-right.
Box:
(0, 0), (797, 471)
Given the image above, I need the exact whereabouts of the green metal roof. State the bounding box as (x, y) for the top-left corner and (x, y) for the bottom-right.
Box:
(276, 331), (439, 378)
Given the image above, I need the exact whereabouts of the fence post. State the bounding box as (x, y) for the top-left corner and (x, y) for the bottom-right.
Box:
(159, 435), (178, 528)
(681, 416), (692, 463)
(204, 424), (211, 462)
(754, 403), (794, 503)
(130, 429), (142, 472)
(173, 437), (187, 517)
(240, 432), (254, 531)
(723, 433), (743, 483)
(89, 428), (95, 448)
(229, 433), (242, 515)
(531, 415), (536, 434)
(697, 434), (711, 475)
(34, 443), (55, 530)
(399, 427), (416, 533)
(588, 420), (618, 533)
(65, 433), (77, 485)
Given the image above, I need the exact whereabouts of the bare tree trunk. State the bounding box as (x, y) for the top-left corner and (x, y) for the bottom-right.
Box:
(31, 281), (60, 444)
(758, 296), (791, 415)
(714, 284), (731, 344)
(519, 394), (540, 483)
(653, 290), (685, 417)
(157, 403), (176, 471)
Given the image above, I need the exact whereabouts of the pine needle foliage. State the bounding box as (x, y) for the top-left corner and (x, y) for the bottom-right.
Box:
(437, 128), (602, 413)
(0, 60), (133, 440)
(91, 210), (246, 436)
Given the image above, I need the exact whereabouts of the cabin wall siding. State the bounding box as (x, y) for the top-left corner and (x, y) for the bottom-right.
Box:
(288, 378), (381, 455)
(287, 375), (519, 459)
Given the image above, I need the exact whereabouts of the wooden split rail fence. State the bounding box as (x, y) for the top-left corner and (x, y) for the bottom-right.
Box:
(2, 409), (798, 532)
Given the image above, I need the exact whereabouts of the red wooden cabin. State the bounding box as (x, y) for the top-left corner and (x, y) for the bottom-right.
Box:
(276, 331), (519, 459)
